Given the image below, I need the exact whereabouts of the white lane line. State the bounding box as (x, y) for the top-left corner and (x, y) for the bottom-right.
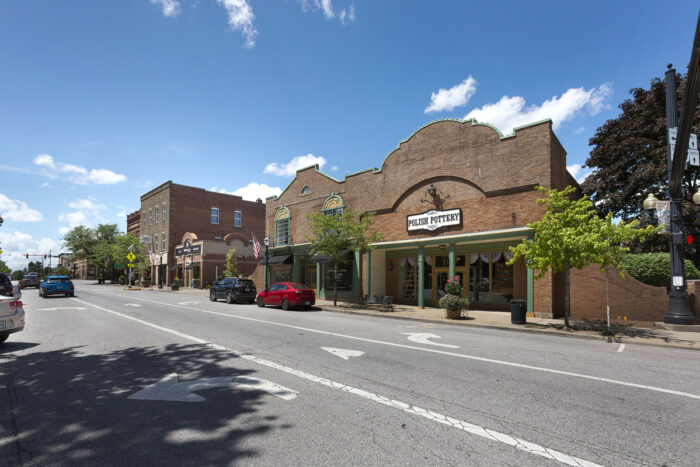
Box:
(70, 297), (602, 467)
(108, 294), (700, 401)
(617, 344), (625, 353)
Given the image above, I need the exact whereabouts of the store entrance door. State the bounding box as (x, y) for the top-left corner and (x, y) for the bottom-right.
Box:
(433, 269), (465, 303)
(307, 264), (317, 293)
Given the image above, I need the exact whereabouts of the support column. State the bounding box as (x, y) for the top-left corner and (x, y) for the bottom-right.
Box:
(365, 251), (371, 298)
(316, 262), (322, 297)
(448, 243), (456, 281)
(527, 267), (534, 316)
(293, 255), (302, 283)
(417, 245), (424, 309)
(353, 250), (362, 300)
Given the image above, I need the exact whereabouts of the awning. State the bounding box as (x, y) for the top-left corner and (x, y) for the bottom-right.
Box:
(184, 261), (201, 270)
(308, 249), (353, 264)
(258, 255), (292, 265)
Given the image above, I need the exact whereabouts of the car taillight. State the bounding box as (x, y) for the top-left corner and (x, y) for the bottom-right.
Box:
(10, 300), (22, 310)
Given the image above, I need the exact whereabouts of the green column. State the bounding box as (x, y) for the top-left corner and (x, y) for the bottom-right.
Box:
(365, 251), (371, 298)
(527, 266), (534, 315)
(293, 254), (302, 283)
(353, 250), (362, 300)
(317, 262), (322, 298)
(417, 245), (424, 308)
(448, 243), (456, 280)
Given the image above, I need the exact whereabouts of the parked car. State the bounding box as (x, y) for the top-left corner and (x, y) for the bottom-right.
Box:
(0, 273), (25, 344)
(20, 272), (40, 289)
(256, 282), (315, 310)
(39, 276), (75, 298)
(209, 277), (257, 304)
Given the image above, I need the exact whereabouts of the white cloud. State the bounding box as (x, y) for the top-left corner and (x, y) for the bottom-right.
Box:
(68, 198), (106, 212)
(0, 230), (65, 271)
(212, 183), (282, 202)
(567, 163), (592, 184)
(464, 83), (613, 136)
(300, 0), (355, 24)
(32, 154), (127, 185)
(0, 193), (42, 222)
(330, 165), (338, 172)
(264, 153), (327, 177)
(151, 0), (181, 17)
(425, 76), (477, 113)
(59, 211), (88, 228)
(58, 198), (106, 230)
(574, 126), (585, 135)
(217, 0), (258, 48)
(59, 227), (70, 235)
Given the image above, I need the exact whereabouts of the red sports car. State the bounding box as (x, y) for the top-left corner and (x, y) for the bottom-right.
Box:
(256, 282), (315, 310)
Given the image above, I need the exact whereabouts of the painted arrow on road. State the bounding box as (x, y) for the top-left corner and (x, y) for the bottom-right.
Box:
(38, 307), (86, 311)
(321, 347), (365, 360)
(128, 373), (298, 402)
(401, 333), (460, 348)
(124, 303), (142, 307)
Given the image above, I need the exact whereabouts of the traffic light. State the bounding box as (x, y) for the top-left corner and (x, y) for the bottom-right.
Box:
(25, 253), (29, 258)
(44, 254), (47, 259)
(686, 233), (700, 246)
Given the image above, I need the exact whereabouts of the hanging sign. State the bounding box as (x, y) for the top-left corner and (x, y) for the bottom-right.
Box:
(407, 209), (462, 232)
(175, 243), (201, 257)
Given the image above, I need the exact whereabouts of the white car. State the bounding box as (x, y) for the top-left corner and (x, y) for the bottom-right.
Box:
(0, 273), (25, 344)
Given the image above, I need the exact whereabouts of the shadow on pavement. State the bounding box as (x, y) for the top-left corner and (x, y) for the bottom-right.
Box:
(2, 343), (292, 466)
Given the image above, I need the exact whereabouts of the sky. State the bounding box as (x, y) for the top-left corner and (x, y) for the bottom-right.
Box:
(0, 0), (698, 271)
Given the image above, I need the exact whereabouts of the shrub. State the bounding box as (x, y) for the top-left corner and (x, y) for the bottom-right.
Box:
(444, 276), (463, 295)
(171, 277), (180, 290)
(204, 284), (212, 289)
(621, 253), (700, 288)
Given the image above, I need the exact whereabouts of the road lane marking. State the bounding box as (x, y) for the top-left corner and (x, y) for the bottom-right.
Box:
(617, 344), (625, 353)
(70, 297), (603, 467)
(321, 347), (365, 360)
(38, 307), (86, 311)
(128, 373), (297, 402)
(401, 332), (459, 348)
(124, 303), (142, 307)
(74, 294), (700, 401)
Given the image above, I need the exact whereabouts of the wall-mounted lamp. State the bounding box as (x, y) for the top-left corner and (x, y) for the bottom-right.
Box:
(421, 183), (450, 209)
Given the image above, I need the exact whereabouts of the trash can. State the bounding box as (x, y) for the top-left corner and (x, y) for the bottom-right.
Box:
(510, 299), (527, 324)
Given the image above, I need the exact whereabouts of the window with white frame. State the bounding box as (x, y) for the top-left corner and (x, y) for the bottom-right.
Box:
(142, 212), (146, 227)
(162, 234), (165, 250)
(162, 203), (167, 220)
(275, 218), (289, 246)
(153, 234), (158, 251)
(322, 194), (344, 218)
(211, 207), (219, 224)
(215, 236), (222, 242)
(234, 211), (242, 227)
(155, 206), (159, 223)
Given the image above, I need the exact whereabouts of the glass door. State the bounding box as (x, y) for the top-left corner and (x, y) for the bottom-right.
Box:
(433, 269), (465, 303)
(307, 264), (317, 293)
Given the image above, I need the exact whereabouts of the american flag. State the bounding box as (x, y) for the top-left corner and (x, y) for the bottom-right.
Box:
(251, 233), (262, 259)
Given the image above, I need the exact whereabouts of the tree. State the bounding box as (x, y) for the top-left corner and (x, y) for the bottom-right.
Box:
(581, 74), (700, 259)
(112, 234), (144, 284)
(223, 248), (238, 277)
(0, 260), (10, 274)
(93, 224), (121, 280)
(62, 226), (97, 263)
(307, 209), (383, 306)
(11, 270), (23, 281)
(508, 186), (660, 329)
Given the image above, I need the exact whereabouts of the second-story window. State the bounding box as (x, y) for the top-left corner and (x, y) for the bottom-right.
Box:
(322, 194), (344, 217)
(234, 211), (242, 228)
(162, 234), (165, 250)
(211, 207), (219, 224)
(149, 210), (153, 225)
(153, 234), (158, 251)
(142, 211), (146, 227)
(274, 206), (291, 246)
(155, 206), (159, 223)
(215, 236), (222, 242)
(162, 203), (167, 220)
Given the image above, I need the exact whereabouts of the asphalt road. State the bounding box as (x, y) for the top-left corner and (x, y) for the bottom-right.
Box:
(1, 280), (698, 466)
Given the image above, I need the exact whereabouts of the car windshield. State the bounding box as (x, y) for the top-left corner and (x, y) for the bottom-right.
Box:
(238, 280), (254, 287)
(289, 283), (309, 290)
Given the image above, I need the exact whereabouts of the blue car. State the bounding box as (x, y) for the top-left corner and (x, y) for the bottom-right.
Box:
(39, 276), (75, 298)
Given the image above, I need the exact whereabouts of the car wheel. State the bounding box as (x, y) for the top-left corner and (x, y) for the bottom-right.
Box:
(226, 292), (233, 304)
(257, 297), (265, 308)
(0, 335), (8, 344)
(281, 299), (290, 311)
(210, 290), (217, 302)
(69, 292), (74, 297)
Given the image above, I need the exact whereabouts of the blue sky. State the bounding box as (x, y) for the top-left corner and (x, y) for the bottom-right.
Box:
(0, 0), (698, 271)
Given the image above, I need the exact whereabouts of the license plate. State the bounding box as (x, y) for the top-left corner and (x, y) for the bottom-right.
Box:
(305, 301), (311, 306)
(0, 321), (5, 330)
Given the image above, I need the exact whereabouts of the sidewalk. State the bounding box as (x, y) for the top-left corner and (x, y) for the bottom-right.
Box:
(136, 284), (700, 351)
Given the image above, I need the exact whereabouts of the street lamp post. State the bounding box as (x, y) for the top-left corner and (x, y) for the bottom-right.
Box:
(264, 236), (270, 290)
(158, 254), (163, 289)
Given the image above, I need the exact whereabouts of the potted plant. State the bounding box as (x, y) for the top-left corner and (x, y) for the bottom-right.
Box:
(439, 276), (469, 319)
(171, 276), (180, 290)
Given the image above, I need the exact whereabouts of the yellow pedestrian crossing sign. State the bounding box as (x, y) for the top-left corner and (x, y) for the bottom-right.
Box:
(126, 252), (136, 262)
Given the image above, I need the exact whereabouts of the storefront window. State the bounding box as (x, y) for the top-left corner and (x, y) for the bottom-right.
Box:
(423, 256), (433, 305)
(271, 264), (293, 284)
(469, 253), (490, 304)
(275, 219), (289, 246)
(491, 252), (514, 304)
(323, 261), (353, 291)
(400, 257), (416, 300)
(435, 255), (465, 267)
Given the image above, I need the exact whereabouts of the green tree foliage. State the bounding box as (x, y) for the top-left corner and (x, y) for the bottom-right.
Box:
(62, 225), (97, 262)
(11, 270), (23, 281)
(508, 186), (660, 328)
(112, 233), (145, 279)
(223, 248), (238, 277)
(307, 209), (383, 306)
(0, 260), (10, 274)
(581, 74), (700, 259)
(621, 253), (700, 288)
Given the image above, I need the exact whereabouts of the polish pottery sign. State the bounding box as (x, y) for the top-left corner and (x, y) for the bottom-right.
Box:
(407, 209), (461, 232)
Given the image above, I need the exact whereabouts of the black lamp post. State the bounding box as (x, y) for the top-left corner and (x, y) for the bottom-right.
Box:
(158, 254), (163, 289)
(264, 236), (270, 289)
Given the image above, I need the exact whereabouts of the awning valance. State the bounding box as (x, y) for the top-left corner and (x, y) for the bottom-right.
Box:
(184, 261), (200, 270)
(258, 255), (292, 265)
(308, 249), (353, 264)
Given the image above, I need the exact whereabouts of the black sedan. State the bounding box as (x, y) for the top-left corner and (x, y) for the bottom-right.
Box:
(209, 277), (256, 304)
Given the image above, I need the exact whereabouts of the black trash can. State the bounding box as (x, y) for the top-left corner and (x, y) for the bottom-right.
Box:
(510, 299), (527, 324)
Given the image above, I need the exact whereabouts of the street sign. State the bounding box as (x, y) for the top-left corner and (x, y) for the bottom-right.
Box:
(127, 262), (135, 268)
(126, 252), (136, 262)
(0, 249), (3, 255)
(669, 128), (699, 166)
(115, 263), (121, 268)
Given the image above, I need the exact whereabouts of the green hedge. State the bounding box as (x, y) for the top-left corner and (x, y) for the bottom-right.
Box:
(621, 253), (700, 288)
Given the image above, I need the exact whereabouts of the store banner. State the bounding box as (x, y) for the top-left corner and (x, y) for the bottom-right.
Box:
(407, 208), (461, 232)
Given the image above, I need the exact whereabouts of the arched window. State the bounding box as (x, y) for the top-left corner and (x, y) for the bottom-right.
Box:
(301, 186), (312, 195)
(322, 194), (344, 217)
(274, 206), (291, 246)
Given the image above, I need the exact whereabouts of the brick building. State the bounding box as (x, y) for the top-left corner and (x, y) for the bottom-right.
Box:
(137, 181), (265, 287)
(263, 118), (575, 317)
(126, 210), (141, 239)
